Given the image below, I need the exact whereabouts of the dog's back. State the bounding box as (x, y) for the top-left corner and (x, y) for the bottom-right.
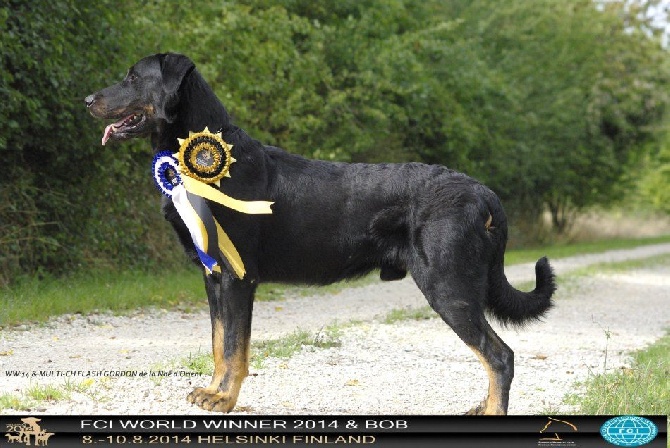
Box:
(219, 138), (499, 287)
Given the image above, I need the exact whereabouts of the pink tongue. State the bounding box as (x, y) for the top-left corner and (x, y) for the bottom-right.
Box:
(102, 123), (116, 146)
(101, 115), (130, 146)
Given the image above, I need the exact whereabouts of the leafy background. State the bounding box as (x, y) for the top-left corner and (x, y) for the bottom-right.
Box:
(1, 0), (669, 286)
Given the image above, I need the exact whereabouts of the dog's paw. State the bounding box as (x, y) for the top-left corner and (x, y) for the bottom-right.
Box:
(464, 399), (487, 416)
(187, 387), (236, 413)
(464, 398), (507, 415)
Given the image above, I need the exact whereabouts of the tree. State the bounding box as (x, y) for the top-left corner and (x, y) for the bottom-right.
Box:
(0, 1), (151, 283)
(3, 0), (668, 284)
(435, 0), (670, 232)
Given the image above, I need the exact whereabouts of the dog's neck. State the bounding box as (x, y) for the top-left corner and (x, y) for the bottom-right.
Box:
(151, 69), (233, 152)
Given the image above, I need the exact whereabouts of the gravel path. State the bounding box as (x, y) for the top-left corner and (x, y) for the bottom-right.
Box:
(1, 243), (669, 415)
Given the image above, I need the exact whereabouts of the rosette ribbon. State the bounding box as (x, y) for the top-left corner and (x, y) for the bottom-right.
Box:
(152, 150), (273, 278)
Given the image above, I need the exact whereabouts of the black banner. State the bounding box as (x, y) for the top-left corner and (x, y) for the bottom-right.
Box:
(1, 415), (666, 447)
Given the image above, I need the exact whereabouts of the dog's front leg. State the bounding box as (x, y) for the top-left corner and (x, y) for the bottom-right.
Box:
(187, 272), (256, 412)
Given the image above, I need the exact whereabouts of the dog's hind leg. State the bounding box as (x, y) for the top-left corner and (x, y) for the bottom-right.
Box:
(413, 263), (513, 415)
(463, 319), (513, 415)
(187, 273), (255, 413)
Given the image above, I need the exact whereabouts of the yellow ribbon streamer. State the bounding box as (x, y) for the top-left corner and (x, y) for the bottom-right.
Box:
(179, 171), (272, 279)
(215, 220), (245, 279)
(181, 176), (274, 215)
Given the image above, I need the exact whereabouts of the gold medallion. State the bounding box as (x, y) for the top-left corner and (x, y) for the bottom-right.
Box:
(177, 127), (236, 183)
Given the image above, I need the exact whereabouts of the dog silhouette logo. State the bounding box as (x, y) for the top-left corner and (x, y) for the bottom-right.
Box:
(5, 417), (55, 446)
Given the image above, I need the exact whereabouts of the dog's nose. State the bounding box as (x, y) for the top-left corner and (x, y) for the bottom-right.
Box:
(84, 94), (97, 108)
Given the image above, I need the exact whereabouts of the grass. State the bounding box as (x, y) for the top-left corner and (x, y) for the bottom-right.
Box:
(572, 253), (670, 276)
(566, 331), (669, 415)
(504, 234), (670, 265)
(0, 392), (31, 411)
(25, 383), (67, 402)
(0, 269), (377, 327)
(558, 256), (669, 417)
(0, 378), (102, 412)
(2, 234), (669, 327)
(249, 325), (344, 369)
(183, 350), (215, 375)
(62, 378), (96, 394)
(383, 306), (435, 324)
(7, 239), (662, 412)
(182, 325), (345, 372)
(251, 330), (317, 369)
(1, 268), (205, 327)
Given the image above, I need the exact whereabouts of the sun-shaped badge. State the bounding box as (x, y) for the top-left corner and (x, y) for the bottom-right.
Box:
(177, 127), (236, 183)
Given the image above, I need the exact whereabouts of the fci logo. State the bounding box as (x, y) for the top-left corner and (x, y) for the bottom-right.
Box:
(5, 417), (55, 446)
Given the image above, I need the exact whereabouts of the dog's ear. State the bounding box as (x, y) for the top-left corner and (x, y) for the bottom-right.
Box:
(160, 53), (195, 96)
(156, 53), (195, 122)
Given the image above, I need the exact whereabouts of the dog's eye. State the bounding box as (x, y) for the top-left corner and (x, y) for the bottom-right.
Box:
(127, 73), (138, 83)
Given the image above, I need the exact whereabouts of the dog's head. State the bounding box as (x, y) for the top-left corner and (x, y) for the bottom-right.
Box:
(85, 53), (194, 145)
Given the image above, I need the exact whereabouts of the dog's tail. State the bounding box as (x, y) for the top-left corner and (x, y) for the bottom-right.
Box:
(486, 256), (556, 326)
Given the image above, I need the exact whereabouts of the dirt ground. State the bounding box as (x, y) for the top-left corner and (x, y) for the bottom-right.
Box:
(1, 243), (669, 415)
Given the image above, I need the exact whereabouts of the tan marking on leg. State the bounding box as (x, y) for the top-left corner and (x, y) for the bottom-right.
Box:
(204, 337), (249, 411)
(222, 336), (251, 400)
(188, 337), (250, 413)
(469, 346), (506, 415)
(206, 317), (225, 392)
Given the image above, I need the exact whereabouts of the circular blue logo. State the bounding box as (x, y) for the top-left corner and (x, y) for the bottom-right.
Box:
(600, 416), (658, 447)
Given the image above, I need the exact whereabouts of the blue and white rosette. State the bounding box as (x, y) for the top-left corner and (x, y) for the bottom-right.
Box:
(152, 151), (181, 197)
(152, 151), (219, 274)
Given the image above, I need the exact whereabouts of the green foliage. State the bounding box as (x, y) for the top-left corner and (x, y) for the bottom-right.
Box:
(638, 135), (670, 213)
(250, 327), (342, 369)
(0, 0), (162, 284)
(251, 329), (314, 369)
(1, 0), (669, 284)
(25, 384), (67, 402)
(133, 1), (331, 156)
(446, 0), (669, 231)
(568, 332), (670, 415)
(0, 267), (204, 327)
(0, 392), (31, 411)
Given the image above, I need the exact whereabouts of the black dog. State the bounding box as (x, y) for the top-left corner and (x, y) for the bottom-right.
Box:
(85, 53), (555, 415)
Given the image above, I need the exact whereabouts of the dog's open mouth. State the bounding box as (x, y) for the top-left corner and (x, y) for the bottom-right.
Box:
(102, 112), (146, 145)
